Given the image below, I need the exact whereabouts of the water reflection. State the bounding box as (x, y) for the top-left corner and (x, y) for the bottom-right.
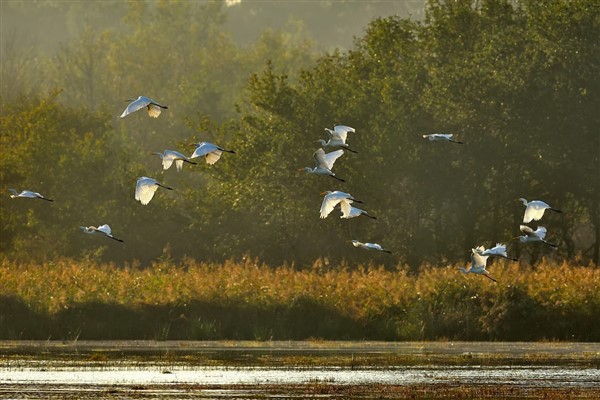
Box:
(2, 364), (599, 388)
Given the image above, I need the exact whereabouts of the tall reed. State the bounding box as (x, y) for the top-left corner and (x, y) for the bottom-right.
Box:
(1, 257), (598, 340)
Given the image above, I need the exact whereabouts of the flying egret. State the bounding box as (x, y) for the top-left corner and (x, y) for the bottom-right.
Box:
(477, 243), (518, 262)
(519, 198), (562, 223)
(318, 125), (357, 153)
(80, 224), (124, 243)
(319, 191), (362, 219)
(120, 96), (168, 118)
(459, 246), (497, 282)
(300, 148), (345, 182)
(152, 150), (197, 171)
(513, 225), (557, 248)
(339, 199), (377, 220)
(348, 240), (391, 253)
(189, 142), (235, 165)
(135, 176), (173, 205)
(422, 133), (463, 144)
(8, 189), (53, 202)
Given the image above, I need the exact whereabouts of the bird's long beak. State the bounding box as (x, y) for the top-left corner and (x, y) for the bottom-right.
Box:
(320, 191), (327, 195)
(511, 236), (520, 241)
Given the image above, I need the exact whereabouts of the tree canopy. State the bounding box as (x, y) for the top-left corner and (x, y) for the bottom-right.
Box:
(1, 0), (598, 267)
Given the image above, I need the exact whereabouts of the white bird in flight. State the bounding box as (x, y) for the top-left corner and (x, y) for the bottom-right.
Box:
(317, 125), (357, 153)
(120, 96), (168, 118)
(319, 191), (362, 219)
(8, 189), (53, 202)
(339, 199), (377, 220)
(349, 240), (391, 253)
(519, 198), (562, 223)
(80, 224), (124, 243)
(152, 150), (197, 171)
(135, 176), (173, 205)
(300, 148), (345, 182)
(189, 142), (235, 165)
(459, 246), (497, 282)
(477, 243), (518, 262)
(422, 133), (463, 144)
(513, 225), (557, 248)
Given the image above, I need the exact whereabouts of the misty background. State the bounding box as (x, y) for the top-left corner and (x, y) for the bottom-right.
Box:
(1, 0), (598, 268)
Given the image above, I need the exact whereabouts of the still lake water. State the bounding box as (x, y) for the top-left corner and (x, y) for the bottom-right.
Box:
(1, 341), (599, 399)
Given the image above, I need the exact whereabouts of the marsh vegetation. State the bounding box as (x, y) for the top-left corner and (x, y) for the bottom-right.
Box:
(2, 258), (599, 341)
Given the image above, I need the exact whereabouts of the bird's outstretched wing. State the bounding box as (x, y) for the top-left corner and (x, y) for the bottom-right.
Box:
(334, 125), (355, 134)
(191, 143), (222, 164)
(190, 142), (212, 158)
(96, 224), (112, 236)
(135, 178), (158, 205)
(120, 96), (151, 118)
(204, 149), (223, 165)
(320, 193), (347, 219)
(519, 225), (536, 236)
(334, 125), (355, 141)
(174, 159), (184, 171)
(147, 103), (162, 118)
(482, 243), (508, 257)
(162, 156), (174, 170)
(534, 226), (548, 239)
(98, 224), (124, 242)
(313, 148), (328, 169)
(471, 248), (489, 269)
(165, 150), (192, 170)
(523, 202), (547, 223)
(314, 148), (344, 170)
(323, 149), (344, 170)
(339, 199), (353, 218)
(331, 129), (347, 142)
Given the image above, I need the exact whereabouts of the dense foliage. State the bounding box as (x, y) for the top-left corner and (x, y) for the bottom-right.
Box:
(1, 258), (599, 340)
(1, 0), (599, 268)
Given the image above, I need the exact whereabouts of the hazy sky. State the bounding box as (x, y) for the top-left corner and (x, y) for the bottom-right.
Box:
(1, 1), (426, 55)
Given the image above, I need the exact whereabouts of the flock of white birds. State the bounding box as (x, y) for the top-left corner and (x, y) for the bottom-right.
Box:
(8, 96), (562, 281)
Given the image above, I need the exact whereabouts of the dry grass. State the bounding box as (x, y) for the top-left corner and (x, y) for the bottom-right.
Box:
(1, 257), (599, 340)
